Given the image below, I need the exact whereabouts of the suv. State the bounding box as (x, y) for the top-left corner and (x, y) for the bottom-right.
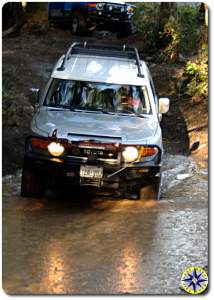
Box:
(48, 2), (135, 38)
(21, 43), (170, 200)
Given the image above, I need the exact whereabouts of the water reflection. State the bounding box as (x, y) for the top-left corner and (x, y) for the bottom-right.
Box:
(2, 158), (208, 294)
(45, 244), (66, 294)
(117, 243), (139, 293)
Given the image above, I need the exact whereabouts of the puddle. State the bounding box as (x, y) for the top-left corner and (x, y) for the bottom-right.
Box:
(2, 154), (208, 294)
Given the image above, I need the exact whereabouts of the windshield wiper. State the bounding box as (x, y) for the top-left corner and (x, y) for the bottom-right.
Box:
(92, 108), (116, 115)
(47, 105), (70, 111)
(47, 106), (146, 118)
(70, 106), (116, 115)
(115, 109), (146, 118)
(48, 106), (86, 112)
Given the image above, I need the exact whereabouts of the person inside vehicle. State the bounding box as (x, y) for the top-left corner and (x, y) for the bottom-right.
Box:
(113, 86), (143, 113)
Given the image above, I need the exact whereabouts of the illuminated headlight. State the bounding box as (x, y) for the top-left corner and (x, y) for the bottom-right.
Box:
(96, 3), (104, 10)
(127, 6), (134, 13)
(108, 5), (113, 11)
(48, 142), (64, 157)
(122, 146), (138, 163)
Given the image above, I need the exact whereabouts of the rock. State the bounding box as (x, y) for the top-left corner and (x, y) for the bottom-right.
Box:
(2, 174), (13, 183)
(145, 56), (153, 61)
(178, 53), (185, 62)
(176, 174), (193, 180)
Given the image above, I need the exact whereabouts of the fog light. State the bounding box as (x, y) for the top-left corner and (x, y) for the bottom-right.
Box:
(122, 146), (138, 162)
(48, 142), (64, 157)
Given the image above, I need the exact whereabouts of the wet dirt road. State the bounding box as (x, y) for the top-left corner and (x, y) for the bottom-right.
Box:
(2, 155), (208, 295)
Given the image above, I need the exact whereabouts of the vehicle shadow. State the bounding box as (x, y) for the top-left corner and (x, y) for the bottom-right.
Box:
(150, 64), (190, 156)
(41, 186), (118, 212)
(161, 102), (190, 155)
(34, 185), (159, 214)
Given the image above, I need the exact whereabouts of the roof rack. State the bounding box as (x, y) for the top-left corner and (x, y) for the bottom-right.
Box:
(57, 42), (144, 78)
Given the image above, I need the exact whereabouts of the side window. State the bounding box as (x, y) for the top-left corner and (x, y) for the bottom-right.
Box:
(149, 77), (159, 112)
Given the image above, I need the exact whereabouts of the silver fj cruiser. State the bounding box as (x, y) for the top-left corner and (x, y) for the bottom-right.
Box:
(21, 42), (170, 200)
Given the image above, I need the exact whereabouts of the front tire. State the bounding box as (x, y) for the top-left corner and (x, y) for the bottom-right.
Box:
(71, 13), (87, 36)
(139, 174), (162, 200)
(21, 162), (46, 198)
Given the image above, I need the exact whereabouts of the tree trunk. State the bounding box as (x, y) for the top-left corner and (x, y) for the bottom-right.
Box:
(158, 2), (177, 32)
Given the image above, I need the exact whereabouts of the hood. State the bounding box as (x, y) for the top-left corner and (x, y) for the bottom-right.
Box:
(33, 108), (158, 144)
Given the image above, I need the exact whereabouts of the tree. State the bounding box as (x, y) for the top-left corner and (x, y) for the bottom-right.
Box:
(156, 3), (177, 50)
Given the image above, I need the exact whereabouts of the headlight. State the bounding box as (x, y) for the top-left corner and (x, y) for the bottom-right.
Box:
(122, 146), (138, 162)
(108, 5), (113, 11)
(96, 3), (104, 10)
(48, 142), (64, 157)
(127, 6), (134, 13)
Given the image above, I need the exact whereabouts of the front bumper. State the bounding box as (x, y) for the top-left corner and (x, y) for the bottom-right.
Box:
(24, 153), (161, 191)
(85, 4), (134, 25)
(86, 13), (132, 24)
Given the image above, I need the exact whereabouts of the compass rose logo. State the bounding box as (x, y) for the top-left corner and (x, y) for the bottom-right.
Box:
(181, 266), (208, 294)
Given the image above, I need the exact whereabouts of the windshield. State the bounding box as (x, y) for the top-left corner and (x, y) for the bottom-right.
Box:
(44, 79), (152, 115)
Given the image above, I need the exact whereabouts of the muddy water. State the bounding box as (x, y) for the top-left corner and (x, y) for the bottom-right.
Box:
(2, 155), (208, 294)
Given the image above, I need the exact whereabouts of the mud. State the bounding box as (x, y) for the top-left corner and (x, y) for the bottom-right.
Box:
(2, 155), (208, 295)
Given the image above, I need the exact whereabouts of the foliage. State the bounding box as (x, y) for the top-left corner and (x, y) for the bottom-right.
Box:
(132, 3), (160, 53)
(158, 19), (180, 61)
(183, 50), (208, 100)
(161, 5), (201, 61)
(133, 3), (202, 60)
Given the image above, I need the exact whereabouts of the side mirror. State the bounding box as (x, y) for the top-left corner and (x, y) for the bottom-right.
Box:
(29, 88), (40, 106)
(159, 97), (170, 114)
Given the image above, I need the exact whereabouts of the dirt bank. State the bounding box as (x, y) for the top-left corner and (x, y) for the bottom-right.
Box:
(2, 28), (208, 175)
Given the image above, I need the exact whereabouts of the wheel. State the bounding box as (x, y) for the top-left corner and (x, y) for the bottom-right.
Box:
(21, 162), (46, 198)
(139, 174), (162, 200)
(116, 22), (133, 38)
(71, 13), (87, 36)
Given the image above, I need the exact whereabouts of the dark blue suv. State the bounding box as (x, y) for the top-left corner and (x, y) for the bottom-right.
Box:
(48, 2), (136, 38)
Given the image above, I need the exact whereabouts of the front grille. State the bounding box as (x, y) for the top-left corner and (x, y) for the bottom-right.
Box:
(103, 3), (127, 17)
(106, 3), (125, 12)
(67, 142), (119, 160)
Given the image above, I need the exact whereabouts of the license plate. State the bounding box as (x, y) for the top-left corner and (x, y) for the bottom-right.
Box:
(80, 165), (103, 179)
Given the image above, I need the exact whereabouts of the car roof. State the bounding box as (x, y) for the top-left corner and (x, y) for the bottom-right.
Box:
(52, 54), (148, 86)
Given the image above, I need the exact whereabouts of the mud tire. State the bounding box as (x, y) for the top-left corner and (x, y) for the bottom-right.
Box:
(71, 13), (87, 36)
(21, 162), (46, 198)
(139, 174), (162, 200)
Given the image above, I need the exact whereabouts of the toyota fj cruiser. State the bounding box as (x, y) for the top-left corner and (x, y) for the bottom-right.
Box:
(21, 42), (170, 200)
(48, 2), (135, 38)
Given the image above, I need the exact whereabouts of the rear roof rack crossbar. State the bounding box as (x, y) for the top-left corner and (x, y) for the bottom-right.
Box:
(57, 42), (144, 78)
